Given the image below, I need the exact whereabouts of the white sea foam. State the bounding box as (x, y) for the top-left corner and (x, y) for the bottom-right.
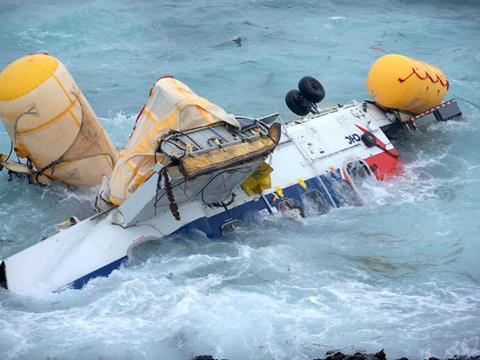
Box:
(328, 16), (346, 22)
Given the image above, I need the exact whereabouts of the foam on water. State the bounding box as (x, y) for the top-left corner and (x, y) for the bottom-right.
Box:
(1, 0), (480, 359)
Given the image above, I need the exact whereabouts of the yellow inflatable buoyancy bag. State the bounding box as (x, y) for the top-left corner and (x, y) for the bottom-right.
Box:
(0, 53), (118, 186)
(366, 54), (449, 114)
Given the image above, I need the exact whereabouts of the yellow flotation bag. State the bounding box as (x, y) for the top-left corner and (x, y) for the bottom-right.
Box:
(0, 54), (118, 186)
(241, 162), (273, 196)
(109, 76), (240, 205)
(366, 54), (449, 114)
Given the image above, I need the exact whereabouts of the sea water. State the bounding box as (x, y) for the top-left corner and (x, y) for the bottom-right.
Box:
(0, 1), (479, 359)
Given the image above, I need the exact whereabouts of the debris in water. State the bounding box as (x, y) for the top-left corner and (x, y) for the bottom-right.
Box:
(232, 36), (242, 47)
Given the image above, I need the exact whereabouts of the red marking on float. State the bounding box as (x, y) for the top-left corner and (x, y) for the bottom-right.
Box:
(398, 66), (449, 89)
(136, 104), (146, 122)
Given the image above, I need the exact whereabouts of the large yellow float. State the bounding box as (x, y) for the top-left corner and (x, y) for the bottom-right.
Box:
(367, 54), (449, 114)
(0, 53), (118, 186)
(108, 76), (240, 205)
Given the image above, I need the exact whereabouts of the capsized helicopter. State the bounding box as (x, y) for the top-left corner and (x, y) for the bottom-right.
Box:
(0, 53), (462, 293)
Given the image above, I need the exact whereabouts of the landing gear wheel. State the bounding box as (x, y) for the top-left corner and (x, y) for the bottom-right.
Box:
(298, 76), (325, 103)
(285, 89), (311, 116)
(361, 132), (377, 148)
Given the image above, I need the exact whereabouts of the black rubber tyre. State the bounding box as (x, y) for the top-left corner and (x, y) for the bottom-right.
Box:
(361, 132), (377, 148)
(285, 89), (311, 116)
(298, 76), (325, 103)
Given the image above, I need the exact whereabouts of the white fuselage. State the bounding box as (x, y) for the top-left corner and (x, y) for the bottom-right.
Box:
(1, 101), (402, 293)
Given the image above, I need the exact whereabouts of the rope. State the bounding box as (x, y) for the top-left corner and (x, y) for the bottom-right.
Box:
(154, 166), (180, 221)
(36, 91), (85, 176)
(8, 105), (38, 164)
(163, 167), (180, 221)
(398, 67), (449, 89)
(457, 96), (480, 109)
(207, 193), (236, 209)
(154, 168), (163, 217)
(35, 92), (114, 180)
(5, 140), (13, 162)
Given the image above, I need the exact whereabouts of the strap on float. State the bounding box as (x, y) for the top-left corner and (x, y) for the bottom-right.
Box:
(35, 92), (115, 180)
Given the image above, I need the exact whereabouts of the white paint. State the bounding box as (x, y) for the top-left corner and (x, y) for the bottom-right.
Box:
(1, 101), (398, 293)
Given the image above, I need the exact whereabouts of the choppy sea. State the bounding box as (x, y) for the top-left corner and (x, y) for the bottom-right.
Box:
(1, 1), (480, 359)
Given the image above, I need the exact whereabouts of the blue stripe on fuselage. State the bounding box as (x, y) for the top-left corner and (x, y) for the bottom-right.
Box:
(66, 256), (128, 290)
(66, 172), (354, 290)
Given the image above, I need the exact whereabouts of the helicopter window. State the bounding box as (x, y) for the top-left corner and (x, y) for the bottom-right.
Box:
(302, 189), (330, 215)
(277, 198), (304, 218)
(346, 160), (372, 179)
